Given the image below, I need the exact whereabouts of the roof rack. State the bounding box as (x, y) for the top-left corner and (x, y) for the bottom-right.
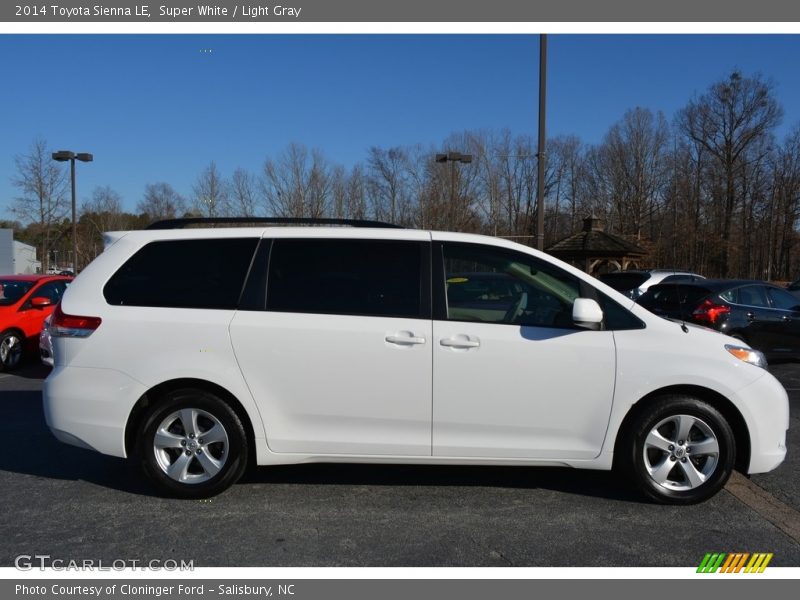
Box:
(145, 217), (403, 230)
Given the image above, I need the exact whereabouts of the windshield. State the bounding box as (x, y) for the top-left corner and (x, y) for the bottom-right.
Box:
(0, 280), (34, 305)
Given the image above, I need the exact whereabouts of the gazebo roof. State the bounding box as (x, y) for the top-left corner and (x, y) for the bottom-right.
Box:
(546, 216), (647, 259)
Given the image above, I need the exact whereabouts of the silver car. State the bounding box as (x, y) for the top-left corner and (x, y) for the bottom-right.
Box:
(39, 314), (53, 367)
(599, 269), (705, 300)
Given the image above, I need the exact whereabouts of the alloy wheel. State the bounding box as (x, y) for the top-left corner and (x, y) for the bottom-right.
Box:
(643, 414), (720, 492)
(153, 408), (229, 484)
(0, 335), (23, 369)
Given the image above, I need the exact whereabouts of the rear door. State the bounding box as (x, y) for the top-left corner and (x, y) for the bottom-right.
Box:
(229, 233), (433, 456)
(733, 285), (773, 348)
(764, 286), (800, 355)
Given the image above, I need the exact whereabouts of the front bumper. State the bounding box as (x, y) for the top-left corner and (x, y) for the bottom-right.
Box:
(43, 366), (146, 458)
(736, 371), (789, 474)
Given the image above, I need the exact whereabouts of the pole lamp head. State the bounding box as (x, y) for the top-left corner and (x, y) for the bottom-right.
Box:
(76, 153), (93, 162)
(52, 150), (75, 162)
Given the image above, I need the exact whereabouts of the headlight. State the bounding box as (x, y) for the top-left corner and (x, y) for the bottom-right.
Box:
(725, 344), (768, 369)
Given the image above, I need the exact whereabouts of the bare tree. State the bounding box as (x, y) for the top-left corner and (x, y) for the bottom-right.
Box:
(261, 144), (332, 218)
(137, 182), (187, 222)
(677, 71), (783, 276)
(77, 186), (128, 265)
(82, 186), (126, 231)
(366, 146), (408, 224)
(192, 162), (229, 218)
(10, 138), (68, 272)
(230, 168), (259, 217)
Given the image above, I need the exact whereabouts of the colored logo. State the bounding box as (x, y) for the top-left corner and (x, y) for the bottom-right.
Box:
(697, 553), (773, 573)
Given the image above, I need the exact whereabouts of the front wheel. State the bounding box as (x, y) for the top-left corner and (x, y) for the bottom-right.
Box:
(620, 396), (735, 504)
(0, 331), (24, 371)
(137, 388), (249, 498)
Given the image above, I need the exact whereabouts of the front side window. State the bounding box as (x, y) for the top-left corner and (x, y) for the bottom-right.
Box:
(104, 238), (259, 309)
(267, 239), (424, 319)
(440, 243), (581, 328)
(767, 287), (800, 311)
(31, 280), (68, 304)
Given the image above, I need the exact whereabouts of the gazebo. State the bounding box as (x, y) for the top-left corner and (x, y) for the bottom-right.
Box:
(546, 216), (648, 275)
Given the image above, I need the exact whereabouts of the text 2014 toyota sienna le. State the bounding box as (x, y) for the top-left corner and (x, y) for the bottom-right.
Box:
(43, 219), (789, 503)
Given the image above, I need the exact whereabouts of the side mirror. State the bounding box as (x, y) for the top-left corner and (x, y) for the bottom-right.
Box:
(573, 298), (604, 328)
(30, 297), (53, 308)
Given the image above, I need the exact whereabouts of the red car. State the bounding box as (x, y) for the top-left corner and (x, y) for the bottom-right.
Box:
(0, 275), (72, 370)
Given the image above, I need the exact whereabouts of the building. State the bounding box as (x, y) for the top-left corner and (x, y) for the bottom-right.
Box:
(0, 229), (42, 274)
(546, 216), (648, 275)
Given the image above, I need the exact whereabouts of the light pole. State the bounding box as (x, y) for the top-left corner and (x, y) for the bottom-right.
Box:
(52, 150), (93, 273)
(535, 34), (548, 251)
(435, 152), (473, 228)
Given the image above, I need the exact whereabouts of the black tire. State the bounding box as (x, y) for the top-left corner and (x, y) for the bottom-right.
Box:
(137, 388), (249, 499)
(618, 395), (735, 505)
(0, 330), (25, 372)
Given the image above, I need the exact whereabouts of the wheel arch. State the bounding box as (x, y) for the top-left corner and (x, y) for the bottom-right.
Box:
(125, 378), (257, 467)
(613, 384), (751, 473)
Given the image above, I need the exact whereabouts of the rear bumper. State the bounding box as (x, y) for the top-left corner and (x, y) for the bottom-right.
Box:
(736, 371), (789, 474)
(43, 366), (146, 458)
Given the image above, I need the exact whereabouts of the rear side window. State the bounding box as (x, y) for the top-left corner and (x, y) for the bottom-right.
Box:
(598, 272), (649, 292)
(638, 285), (680, 310)
(267, 239), (424, 318)
(104, 238), (259, 309)
(640, 284), (712, 311)
(737, 285), (769, 308)
(661, 274), (692, 284)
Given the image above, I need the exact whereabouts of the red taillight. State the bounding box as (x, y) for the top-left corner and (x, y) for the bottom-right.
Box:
(692, 299), (731, 325)
(51, 303), (102, 337)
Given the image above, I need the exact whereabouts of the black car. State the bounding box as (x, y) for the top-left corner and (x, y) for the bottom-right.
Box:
(638, 279), (800, 359)
(787, 278), (800, 300)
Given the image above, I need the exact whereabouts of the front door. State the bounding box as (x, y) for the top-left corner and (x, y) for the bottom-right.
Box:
(431, 239), (616, 459)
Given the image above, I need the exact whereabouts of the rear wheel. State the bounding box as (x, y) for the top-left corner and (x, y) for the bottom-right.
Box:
(137, 388), (249, 498)
(0, 331), (24, 371)
(620, 396), (735, 504)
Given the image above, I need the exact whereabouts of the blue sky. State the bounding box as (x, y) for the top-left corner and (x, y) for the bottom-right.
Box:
(1, 34), (799, 217)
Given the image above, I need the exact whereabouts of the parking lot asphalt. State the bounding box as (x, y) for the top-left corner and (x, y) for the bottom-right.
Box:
(0, 362), (798, 567)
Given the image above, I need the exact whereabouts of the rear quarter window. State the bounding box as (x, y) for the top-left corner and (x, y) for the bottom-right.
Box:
(103, 238), (259, 309)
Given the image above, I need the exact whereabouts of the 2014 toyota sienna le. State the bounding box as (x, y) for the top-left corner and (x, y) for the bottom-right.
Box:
(42, 218), (789, 503)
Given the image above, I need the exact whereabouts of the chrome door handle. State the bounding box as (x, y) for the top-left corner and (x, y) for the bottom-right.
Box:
(440, 337), (480, 349)
(746, 312), (756, 321)
(782, 315), (792, 322)
(385, 334), (426, 345)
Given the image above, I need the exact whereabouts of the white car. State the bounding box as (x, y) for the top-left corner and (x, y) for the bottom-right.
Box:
(42, 219), (789, 503)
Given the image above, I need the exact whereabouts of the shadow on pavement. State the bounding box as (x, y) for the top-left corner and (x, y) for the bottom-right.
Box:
(0, 387), (152, 495)
(241, 462), (645, 503)
(5, 362), (51, 380)
(0, 366), (644, 503)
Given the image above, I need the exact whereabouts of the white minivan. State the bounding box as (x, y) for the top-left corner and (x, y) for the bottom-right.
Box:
(43, 218), (789, 503)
